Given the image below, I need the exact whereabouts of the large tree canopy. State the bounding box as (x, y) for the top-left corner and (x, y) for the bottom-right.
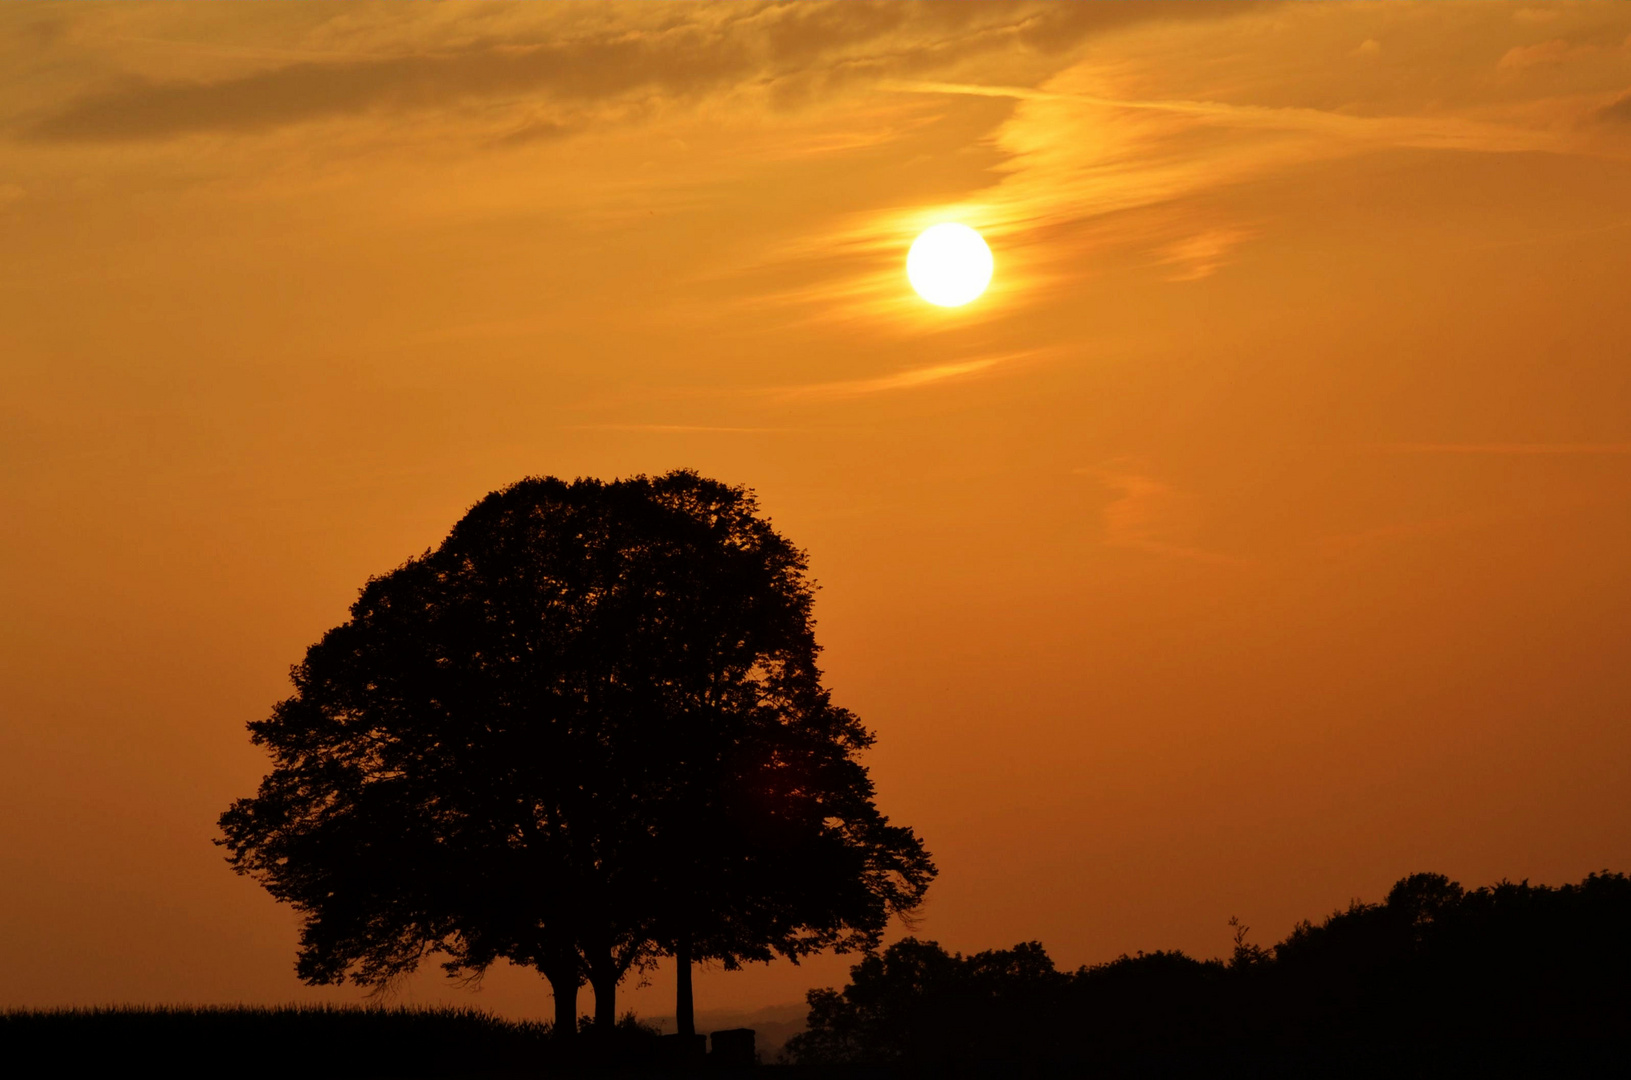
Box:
(218, 471), (935, 1035)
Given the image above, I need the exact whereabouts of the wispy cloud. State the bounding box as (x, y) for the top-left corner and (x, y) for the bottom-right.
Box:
(18, 3), (1244, 143)
(1152, 226), (1256, 282)
(25, 36), (749, 142)
(527, 3), (1631, 326)
(770, 350), (1037, 401)
(1598, 90), (1631, 125)
(1316, 510), (1495, 556)
(808, 7), (1630, 314)
(888, 78), (1570, 155)
(1080, 464), (1242, 566)
(1499, 38), (1574, 70)
(571, 423), (795, 435)
(1375, 442), (1631, 456)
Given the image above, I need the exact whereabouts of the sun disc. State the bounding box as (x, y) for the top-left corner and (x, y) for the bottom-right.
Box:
(907, 223), (993, 307)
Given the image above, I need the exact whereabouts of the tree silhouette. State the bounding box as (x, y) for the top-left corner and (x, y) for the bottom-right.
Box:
(217, 470), (933, 1038)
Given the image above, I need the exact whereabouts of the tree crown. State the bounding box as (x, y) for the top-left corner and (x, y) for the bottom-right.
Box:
(218, 470), (934, 997)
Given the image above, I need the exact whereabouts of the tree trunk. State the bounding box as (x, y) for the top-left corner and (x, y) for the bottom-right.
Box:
(589, 968), (617, 1031)
(676, 933), (695, 1038)
(544, 966), (578, 1038)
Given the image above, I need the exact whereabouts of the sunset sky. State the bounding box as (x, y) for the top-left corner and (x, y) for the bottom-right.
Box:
(4, 1), (1631, 1022)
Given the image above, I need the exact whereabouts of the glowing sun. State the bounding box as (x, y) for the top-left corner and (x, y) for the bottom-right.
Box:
(907, 223), (994, 307)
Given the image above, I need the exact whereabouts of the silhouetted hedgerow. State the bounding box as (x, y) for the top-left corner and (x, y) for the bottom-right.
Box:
(785, 871), (1631, 1072)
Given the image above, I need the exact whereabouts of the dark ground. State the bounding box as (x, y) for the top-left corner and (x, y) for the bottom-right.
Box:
(0, 1006), (1622, 1079)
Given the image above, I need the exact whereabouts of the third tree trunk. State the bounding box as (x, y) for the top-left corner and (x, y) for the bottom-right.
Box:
(676, 933), (695, 1038)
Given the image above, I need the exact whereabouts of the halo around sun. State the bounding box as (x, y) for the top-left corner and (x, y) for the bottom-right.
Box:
(907, 223), (994, 307)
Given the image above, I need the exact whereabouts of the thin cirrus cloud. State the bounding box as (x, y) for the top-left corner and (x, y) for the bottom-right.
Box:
(25, 37), (755, 141)
(720, 4), (1631, 329)
(893, 75), (1574, 248)
(789, 12), (1608, 317)
(1600, 90), (1631, 124)
(909, 5), (1630, 273)
(1376, 442), (1631, 456)
(769, 350), (1039, 402)
(1498, 38), (1578, 70)
(1151, 227), (1257, 283)
(18, 2), (1251, 143)
(1081, 465), (1243, 567)
(1316, 510), (1498, 556)
(572, 424), (796, 435)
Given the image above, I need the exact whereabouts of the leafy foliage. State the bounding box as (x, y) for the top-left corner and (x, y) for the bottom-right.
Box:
(218, 470), (933, 1031)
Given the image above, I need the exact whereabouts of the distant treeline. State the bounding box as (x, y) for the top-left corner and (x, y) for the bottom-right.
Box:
(784, 871), (1631, 1073)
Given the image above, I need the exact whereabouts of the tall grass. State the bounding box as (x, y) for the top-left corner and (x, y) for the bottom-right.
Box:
(0, 1004), (568, 1077)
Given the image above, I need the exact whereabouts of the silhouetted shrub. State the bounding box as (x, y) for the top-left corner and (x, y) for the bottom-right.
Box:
(786, 871), (1631, 1070)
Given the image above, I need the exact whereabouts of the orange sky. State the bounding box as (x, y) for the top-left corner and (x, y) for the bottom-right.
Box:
(4, 1), (1631, 1023)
